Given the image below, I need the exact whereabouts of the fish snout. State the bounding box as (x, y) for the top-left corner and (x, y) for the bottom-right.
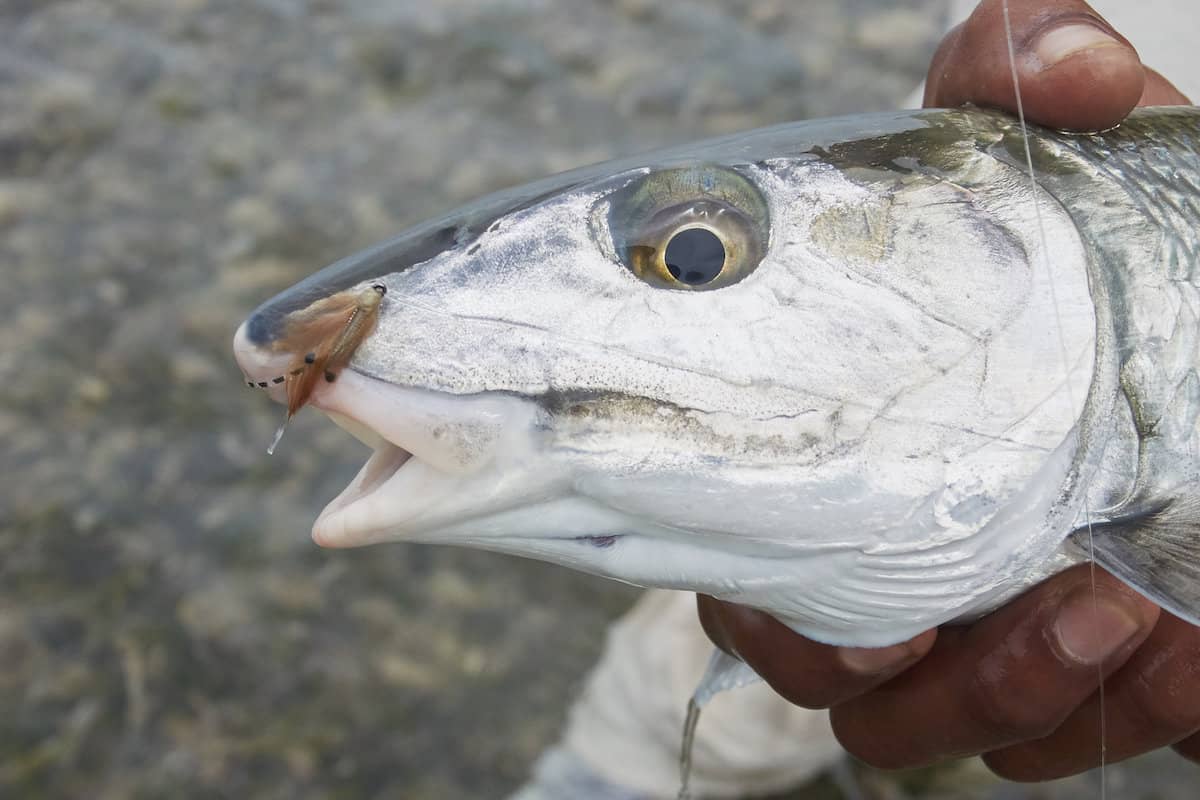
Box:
(233, 319), (293, 404)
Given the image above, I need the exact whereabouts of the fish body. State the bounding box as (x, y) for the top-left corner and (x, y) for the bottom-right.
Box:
(234, 107), (1200, 647)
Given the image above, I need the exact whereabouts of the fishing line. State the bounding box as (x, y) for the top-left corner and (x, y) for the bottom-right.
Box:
(1000, 2), (1107, 792)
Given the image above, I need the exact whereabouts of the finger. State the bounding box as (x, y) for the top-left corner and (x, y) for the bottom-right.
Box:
(696, 595), (936, 709)
(984, 612), (1200, 780)
(1139, 66), (1192, 106)
(830, 565), (1160, 769)
(1174, 730), (1200, 764)
(924, 0), (1145, 131)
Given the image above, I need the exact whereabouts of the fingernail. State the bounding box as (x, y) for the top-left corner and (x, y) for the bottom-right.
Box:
(1034, 23), (1125, 70)
(839, 643), (915, 676)
(1053, 590), (1143, 665)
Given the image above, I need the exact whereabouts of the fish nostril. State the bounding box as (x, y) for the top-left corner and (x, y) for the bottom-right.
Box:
(243, 306), (285, 347)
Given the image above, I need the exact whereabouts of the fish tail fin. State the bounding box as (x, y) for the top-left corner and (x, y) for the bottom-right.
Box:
(1071, 491), (1200, 627)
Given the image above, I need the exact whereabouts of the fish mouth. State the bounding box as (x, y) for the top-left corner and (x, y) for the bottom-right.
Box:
(313, 427), (413, 543)
(305, 368), (551, 548)
(233, 318), (560, 548)
(312, 383), (638, 557)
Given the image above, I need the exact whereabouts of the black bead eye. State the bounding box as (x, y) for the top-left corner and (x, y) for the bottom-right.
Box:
(602, 165), (768, 291)
(664, 227), (725, 285)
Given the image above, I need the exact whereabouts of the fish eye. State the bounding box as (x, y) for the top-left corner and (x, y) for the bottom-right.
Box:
(371, 283), (387, 295)
(602, 165), (769, 291)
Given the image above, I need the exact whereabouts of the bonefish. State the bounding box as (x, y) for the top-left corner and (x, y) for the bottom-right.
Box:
(234, 105), (1200, 651)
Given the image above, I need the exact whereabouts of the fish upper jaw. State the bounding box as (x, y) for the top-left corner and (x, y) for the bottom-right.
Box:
(233, 319), (294, 405)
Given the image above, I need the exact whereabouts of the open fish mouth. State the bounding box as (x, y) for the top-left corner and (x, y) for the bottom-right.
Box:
(313, 422), (412, 545)
(233, 319), (567, 549)
(303, 368), (507, 548)
(231, 320), (433, 546)
(233, 333), (648, 572)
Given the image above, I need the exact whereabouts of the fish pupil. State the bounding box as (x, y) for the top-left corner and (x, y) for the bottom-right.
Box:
(665, 227), (725, 285)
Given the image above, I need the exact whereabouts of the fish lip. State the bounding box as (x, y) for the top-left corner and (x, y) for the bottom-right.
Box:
(336, 444), (410, 511)
(232, 320), (292, 405)
(303, 369), (554, 548)
(305, 371), (471, 547)
(234, 315), (477, 546)
(312, 440), (413, 547)
(237, 319), (598, 551)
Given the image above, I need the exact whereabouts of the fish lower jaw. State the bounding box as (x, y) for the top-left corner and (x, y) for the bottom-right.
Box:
(308, 370), (553, 547)
(311, 430), (524, 548)
(313, 440), (413, 547)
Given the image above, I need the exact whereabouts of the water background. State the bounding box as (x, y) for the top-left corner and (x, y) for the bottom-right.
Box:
(2, 1), (1196, 797)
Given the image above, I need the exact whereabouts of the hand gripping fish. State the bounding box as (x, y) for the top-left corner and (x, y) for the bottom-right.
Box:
(234, 106), (1200, 673)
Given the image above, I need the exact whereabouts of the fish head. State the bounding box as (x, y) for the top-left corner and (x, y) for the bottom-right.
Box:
(234, 110), (1097, 641)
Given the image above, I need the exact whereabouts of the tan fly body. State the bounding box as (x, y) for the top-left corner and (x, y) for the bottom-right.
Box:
(243, 283), (387, 454)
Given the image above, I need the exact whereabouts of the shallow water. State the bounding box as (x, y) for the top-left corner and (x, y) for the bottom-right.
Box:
(2, 1), (1196, 797)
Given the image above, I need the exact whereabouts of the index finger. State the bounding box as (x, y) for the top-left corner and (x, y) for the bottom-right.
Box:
(697, 595), (936, 709)
(829, 565), (1160, 769)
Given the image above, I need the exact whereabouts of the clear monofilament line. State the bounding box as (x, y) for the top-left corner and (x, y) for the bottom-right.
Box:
(1000, 3), (1106, 793)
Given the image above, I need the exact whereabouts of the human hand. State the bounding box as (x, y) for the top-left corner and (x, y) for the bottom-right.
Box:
(924, 0), (1190, 129)
(699, 0), (1198, 781)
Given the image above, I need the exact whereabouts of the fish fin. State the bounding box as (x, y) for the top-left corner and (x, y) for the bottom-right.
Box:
(1071, 495), (1200, 627)
(691, 646), (760, 707)
(677, 648), (761, 800)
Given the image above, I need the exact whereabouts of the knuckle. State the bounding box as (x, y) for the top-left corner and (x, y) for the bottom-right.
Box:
(830, 709), (912, 770)
(1128, 676), (1200, 735)
(1125, 621), (1200, 735)
(1174, 733), (1200, 764)
(764, 674), (840, 710)
(963, 675), (1062, 742)
(980, 750), (1033, 782)
(695, 595), (732, 654)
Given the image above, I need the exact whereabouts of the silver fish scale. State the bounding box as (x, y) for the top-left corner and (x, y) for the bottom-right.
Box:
(1067, 111), (1200, 278)
(1035, 108), (1200, 509)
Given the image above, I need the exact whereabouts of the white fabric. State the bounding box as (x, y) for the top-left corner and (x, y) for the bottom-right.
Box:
(558, 590), (841, 799)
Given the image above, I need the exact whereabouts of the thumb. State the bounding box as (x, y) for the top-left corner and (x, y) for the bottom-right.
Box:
(924, 0), (1146, 131)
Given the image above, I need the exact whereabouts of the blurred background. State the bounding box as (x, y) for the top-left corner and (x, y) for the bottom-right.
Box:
(2, 1), (1196, 798)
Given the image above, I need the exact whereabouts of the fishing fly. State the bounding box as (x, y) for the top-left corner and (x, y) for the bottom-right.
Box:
(243, 283), (388, 455)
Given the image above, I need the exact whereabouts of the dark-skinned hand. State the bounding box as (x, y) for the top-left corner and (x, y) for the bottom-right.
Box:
(698, 0), (1198, 781)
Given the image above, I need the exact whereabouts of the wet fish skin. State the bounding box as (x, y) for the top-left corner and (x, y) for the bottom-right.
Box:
(233, 107), (1200, 648)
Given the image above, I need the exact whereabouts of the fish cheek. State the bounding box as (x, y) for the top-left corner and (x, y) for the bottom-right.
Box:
(809, 192), (894, 265)
(806, 175), (1030, 340)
